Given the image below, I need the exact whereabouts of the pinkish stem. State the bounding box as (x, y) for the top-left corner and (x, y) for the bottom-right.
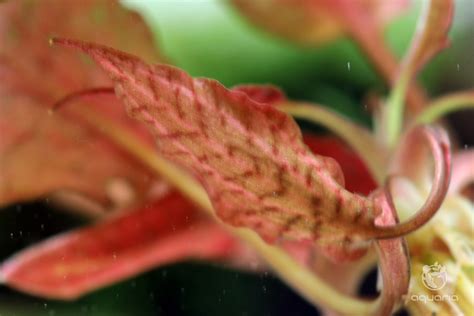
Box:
(373, 125), (451, 239)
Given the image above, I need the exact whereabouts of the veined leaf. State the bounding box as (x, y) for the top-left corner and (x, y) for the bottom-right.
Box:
(53, 39), (388, 261)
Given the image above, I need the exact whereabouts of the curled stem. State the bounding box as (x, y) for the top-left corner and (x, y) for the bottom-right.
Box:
(373, 125), (451, 239)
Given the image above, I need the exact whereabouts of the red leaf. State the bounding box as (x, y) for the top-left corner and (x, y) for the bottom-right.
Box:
(53, 39), (388, 261)
(303, 135), (377, 195)
(0, 191), (237, 299)
(401, 0), (454, 77)
(232, 84), (286, 105)
(0, 0), (165, 208)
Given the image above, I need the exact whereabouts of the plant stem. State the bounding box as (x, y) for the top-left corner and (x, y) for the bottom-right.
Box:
(415, 91), (474, 124)
(336, 0), (427, 115)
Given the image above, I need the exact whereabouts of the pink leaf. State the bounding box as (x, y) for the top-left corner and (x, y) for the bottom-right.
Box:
(401, 0), (454, 77)
(52, 40), (452, 264)
(0, 0), (166, 208)
(52, 39), (389, 261)
(231, 84), (287, 105)
(449, 150), (474, 195)
(231, 0), (408, 45)
(0, 192), (237, 299)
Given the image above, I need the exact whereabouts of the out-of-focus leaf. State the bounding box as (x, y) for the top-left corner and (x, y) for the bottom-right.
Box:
(449, 150), (474, 195)
(231, 0), (430, 115)
(400, 0), (454, 79)
(231, 0), (407, 45)
(0, 191), (237, 299)
(0, 0), (166, 208)
(54, 39), (390, 262)
(0, 94), (155, 208)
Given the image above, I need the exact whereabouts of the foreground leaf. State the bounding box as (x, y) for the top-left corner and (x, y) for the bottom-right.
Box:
(0, 192), (237, 299)
(53, 39), (398, 262)
(0, 0), (164, 208)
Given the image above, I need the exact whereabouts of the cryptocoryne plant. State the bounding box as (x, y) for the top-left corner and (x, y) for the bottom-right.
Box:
(0, 0), (472, 315)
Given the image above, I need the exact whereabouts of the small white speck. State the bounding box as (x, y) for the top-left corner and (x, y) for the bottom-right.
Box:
(347, 62), (351, 71)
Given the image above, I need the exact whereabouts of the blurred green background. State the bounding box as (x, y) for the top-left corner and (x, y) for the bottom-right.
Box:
(0, 0), (472, 315)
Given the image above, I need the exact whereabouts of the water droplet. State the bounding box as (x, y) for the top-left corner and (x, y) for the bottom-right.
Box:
(347, 62), (351, 71)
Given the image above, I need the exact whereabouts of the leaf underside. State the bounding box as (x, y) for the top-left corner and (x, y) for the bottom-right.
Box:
(0, 192), (236, 299)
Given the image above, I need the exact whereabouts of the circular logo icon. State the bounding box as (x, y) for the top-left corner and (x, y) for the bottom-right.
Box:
(421, 262), (447, 290)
